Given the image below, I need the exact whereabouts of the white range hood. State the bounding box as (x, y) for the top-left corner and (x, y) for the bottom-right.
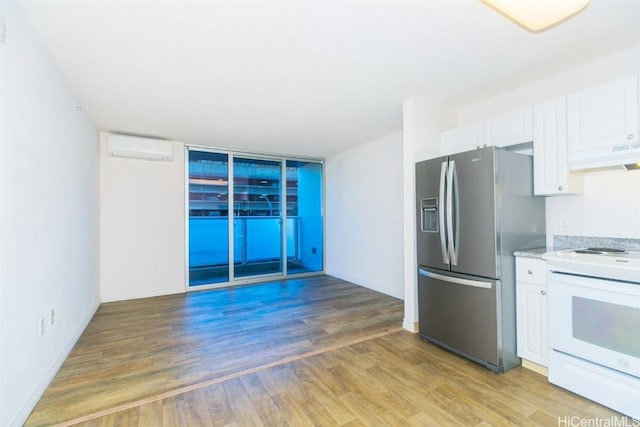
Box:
(569, 142), (640, 170)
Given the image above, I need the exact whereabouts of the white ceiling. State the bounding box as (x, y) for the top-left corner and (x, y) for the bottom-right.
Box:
(17, 0), (640, 158)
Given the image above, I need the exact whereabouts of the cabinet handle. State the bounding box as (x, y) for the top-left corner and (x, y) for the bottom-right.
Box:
(540, 290), (546, 295)
(627, 134), (635, 140)
(527, 269), (533, 275)
(558, 186), (564, 191)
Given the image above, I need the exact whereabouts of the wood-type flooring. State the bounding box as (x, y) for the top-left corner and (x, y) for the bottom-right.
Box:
(25, 275), (628, 426)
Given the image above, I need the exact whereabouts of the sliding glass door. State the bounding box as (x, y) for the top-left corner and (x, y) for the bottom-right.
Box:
(188, 151), (230, 285)
(187, 148), (323, 288)
(233, 157), (283, 278)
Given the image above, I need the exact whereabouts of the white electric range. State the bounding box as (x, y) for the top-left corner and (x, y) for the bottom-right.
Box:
(544, 248), (640, 419)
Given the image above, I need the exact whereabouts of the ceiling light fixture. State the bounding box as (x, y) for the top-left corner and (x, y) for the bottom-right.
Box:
(481, 0), (591, 32)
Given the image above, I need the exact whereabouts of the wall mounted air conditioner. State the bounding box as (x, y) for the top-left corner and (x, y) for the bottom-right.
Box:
(107, 133), (173, 161)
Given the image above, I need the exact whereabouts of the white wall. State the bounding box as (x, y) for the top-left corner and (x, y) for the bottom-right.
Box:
(99, 134), (185, 302)
(457, 47), (640, 124)
(454, 46), (640, 243)
(401, 97), (447, 331)
(325, 131), (404, 299)
(545, 169), (640, 239)
(0, 4), (100, 425)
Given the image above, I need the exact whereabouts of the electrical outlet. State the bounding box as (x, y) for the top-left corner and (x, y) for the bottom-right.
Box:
(39, 318), (45, 336)
(50, 309), (55, 326)
(0, 15), (6, 44)
(559, 217), (569, 233)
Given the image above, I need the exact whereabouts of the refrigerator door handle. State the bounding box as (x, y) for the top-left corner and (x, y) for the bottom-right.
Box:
(439, 161), (449, 264)
(447, 160), (458, 265)
(418, 269), (493, 289)
(452, 160), (460, 262)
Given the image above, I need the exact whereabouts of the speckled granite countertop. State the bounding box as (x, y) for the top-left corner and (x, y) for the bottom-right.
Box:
(513, 248), (547, 259)
(553, 235), (640, 251)
(513, 236), (640, 260)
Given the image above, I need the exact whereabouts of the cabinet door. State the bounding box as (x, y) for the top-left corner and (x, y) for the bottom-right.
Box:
(483, 106), (533, 147)
(567, 75), (639, 154)
(442, 122), (483, 155)
(516, 281), (548, 366)
(533, 97), (583, 195)
(516, 258), (546, 285)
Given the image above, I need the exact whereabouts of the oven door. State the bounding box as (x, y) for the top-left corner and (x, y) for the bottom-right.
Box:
(548, 271), (640, 378)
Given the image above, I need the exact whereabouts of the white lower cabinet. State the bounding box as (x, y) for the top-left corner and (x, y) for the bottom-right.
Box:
(516, 257), (548, 369)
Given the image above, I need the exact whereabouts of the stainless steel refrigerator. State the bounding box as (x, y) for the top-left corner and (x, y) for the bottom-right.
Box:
(416, 146), (545, 372)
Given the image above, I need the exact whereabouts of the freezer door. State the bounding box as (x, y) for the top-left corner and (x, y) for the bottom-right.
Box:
(449, 147), (499, 278)
(415, 156), (450, 271)
(418, 267), (501, 369)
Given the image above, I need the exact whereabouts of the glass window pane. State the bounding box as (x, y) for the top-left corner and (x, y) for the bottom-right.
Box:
(187, 151), (323, 288)
(188, 151), (229, 285)
(286, 160), (323, 274)
(233, 157), (282, 277)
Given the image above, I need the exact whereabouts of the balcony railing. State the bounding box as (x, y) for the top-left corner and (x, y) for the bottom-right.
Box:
(189, 216), (298, 268)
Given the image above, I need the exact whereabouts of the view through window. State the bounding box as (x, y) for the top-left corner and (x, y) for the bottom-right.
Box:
(188, 150), (323, 287)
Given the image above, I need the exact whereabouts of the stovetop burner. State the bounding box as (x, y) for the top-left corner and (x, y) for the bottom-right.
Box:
(544, 247), (640, 284)
(574, 247), (628, 255)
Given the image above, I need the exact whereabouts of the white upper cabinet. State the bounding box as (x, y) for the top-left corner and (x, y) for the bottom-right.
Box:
(442, 107), (533, 155)
(533, 97), (583, 196)
(441, 74), (640, 175)
(567, 74), (640, 170)
(442, 122), (483, 155)
(483, 106), (533, 147)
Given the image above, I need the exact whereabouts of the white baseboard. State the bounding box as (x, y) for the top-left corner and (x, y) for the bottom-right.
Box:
(12, 298), (100, 427)
(521, 359), (548, 377)
(325, 269), (404, 300)
(403, 319), (419, 333)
